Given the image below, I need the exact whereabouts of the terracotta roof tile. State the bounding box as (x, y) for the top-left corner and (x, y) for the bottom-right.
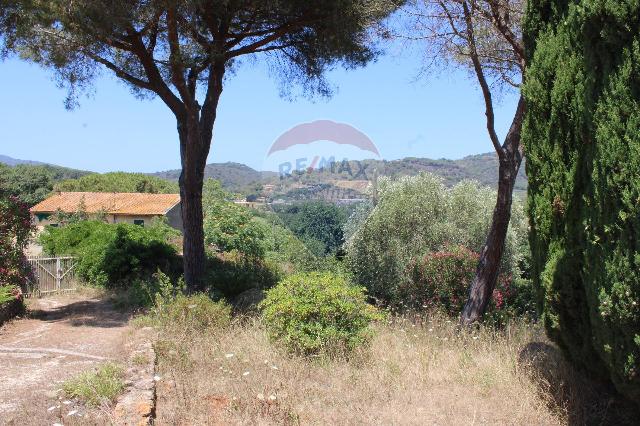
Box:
(30, 192), (181, 216)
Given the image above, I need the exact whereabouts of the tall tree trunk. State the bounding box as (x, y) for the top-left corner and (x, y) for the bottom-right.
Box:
(178, 115), (208, 291)
(177, 61), (225, 291)
(461, 96), (525, 324)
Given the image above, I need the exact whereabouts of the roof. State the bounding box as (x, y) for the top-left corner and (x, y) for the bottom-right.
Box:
(30, 192), (181, 216)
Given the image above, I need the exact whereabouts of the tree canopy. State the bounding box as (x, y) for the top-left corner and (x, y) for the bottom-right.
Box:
(1, 0), (400, 289)
(54, 172), (179, 194)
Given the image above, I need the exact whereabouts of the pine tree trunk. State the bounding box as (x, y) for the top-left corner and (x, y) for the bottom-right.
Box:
(175, 61), (225, 292)
(177, 115), (208, 291)
(461, 96), (525, 325)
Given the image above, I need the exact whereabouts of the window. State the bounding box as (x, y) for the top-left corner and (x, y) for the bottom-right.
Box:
(36, 213), (51, 222)
(134, 219), (145, 226)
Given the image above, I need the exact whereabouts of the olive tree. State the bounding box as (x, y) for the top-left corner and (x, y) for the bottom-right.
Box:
(1, 0), (399, 289)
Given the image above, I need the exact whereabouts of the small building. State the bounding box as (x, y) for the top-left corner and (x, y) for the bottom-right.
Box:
(30, 192), (183, 232)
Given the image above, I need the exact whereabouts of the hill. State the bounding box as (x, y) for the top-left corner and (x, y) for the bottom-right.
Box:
(153, 162), (278, 193)
(0, 154), (47, 166)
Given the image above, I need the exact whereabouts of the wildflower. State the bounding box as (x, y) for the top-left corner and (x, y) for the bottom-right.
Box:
(242, 371), (250, 376)
(225, 353), (234, 358)
(269, 394), (277, 401)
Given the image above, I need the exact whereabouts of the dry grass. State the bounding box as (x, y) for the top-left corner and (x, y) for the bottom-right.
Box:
(153, 314), (590, 425)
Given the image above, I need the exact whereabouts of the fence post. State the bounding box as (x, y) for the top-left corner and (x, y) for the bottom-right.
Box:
(55, 257), (61, 291)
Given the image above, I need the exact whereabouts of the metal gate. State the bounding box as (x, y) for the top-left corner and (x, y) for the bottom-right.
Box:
(25, 256), (78, 296)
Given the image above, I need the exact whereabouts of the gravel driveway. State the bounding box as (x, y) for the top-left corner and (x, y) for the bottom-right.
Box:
(0, 293), (131, 425)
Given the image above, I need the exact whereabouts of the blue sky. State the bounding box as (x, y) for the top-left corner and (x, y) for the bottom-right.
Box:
(0, 42), (519, 173)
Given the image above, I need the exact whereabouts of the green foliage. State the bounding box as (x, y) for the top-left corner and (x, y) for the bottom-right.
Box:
(0, 163), (87, 206)
(63, 363), (125, 407)
(206, 251), (281, 299)
(133, 271), (231, 332)
(39, 220), (180, 287)
(54, 172), (178, 194)
(273, 201), (348, 256)
(260, 272), (381, 357)
(153, 293), (231, 333)
(255, 214), (319, 273)
(0, 195), (33, 290)
(345, 173), (528, 303)
(524, 0), (640, 401)
(204, 199), (267, 259)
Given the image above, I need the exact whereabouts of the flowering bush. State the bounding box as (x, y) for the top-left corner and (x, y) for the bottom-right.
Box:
(400, 245), (479, 315)
(399, 245), (534, 321)
(0, 195), (34, 290)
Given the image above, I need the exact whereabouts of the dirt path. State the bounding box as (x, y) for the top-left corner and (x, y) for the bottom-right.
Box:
(0, 293), (131, 425)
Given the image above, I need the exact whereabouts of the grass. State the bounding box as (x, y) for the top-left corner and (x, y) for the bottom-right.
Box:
(152, 313), (611, 425)
(63, 362), (126, 407)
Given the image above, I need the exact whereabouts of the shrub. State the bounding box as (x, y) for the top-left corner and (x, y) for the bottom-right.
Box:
(154, 293), (231, 333)
(400, 245), (479, 315)
(63, 362), (125, 407)
(345, 174), (529, 303)
(398, 246), (534, 322)
(206, 250), (282, 298)
(260, 272), (382, 357)
(204, 199), (267, 259)
(524, 0), (640, 401)
(0, 195), (33, 290)
(39, 220), (180, 287)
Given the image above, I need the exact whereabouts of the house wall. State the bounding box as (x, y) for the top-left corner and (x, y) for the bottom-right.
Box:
(31, 213), (165, 231)
(165, 203), (183, 232)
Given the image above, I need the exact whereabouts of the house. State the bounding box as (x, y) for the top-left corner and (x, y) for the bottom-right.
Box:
(30, 192), (183, 232)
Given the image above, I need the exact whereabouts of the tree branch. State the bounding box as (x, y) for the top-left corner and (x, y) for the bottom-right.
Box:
(462, 0), (503, 156)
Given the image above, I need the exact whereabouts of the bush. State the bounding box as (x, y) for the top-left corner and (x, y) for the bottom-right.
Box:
(0, 195), (33, 290)
(154, 293), (231, 333)
(260, 272), (382, 357)
(524, 0), (640, 401)
(206, 251), (282, 298)
(63, 362), (125, 407)
(398, 245), (534, 322)
(39, 220), (180, 287)
(204, 199), (267, 259)
(345, 174), (529, 303)
(400, 245), (479, 315)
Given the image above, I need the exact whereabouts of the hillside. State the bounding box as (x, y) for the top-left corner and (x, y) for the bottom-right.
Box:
(0, 154), (47, 166)
(1, 152), (527, 204)
(153, 162), (278, 193)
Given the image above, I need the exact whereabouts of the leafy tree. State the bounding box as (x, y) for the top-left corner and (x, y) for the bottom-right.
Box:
(274, 201), (348, 255)
(54, 171), (178, 193)
(203, 198), (267, 259)
(524, 0), (640, 402)
(401, 0), (527, 323)
(0, 163), (88, 206)
(2, 0), (399, 290)
(345, 173), (528, 303)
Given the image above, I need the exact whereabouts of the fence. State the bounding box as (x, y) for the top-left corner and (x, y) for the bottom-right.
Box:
(25, 256), (78, 296)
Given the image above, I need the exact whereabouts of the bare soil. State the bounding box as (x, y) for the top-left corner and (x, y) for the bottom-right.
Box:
(0, 293), (131, 425)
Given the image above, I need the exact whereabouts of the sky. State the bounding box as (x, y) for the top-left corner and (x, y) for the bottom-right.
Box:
(0, 41), (520, 173)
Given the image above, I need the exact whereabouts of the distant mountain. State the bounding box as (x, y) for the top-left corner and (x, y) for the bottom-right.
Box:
(151, 152), (527, 201)
(153, 162), (278, 193)
(0, 154), (47, 166)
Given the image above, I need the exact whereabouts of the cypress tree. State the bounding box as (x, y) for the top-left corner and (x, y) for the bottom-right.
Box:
(523, 0), (640, 402)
